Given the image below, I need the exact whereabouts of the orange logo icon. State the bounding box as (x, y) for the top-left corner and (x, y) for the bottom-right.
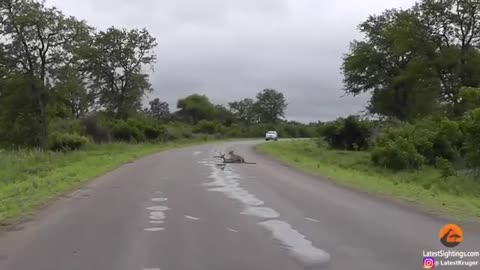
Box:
(439, 224), (463, 248)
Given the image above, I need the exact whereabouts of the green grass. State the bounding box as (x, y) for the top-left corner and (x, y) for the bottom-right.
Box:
(0, 138), (229, 225)
(257, 139), (480, 223)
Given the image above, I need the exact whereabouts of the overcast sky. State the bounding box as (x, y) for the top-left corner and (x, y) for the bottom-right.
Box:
(46, 0), (417, 123)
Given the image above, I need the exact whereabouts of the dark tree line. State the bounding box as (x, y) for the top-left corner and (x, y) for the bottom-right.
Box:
(164, 89), (288, 126)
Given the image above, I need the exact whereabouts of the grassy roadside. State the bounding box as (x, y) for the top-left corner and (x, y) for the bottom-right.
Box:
(256, 139), (480, 223)
(0, 138), (231, 225)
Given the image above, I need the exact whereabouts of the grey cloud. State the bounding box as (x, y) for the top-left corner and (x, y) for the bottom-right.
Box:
(47, 0), (416, 122)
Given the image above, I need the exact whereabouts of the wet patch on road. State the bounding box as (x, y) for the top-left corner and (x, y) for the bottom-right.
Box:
(242, 207), (280, 219)
(259, 220), (331, 267)
(199, 150), (331, 268)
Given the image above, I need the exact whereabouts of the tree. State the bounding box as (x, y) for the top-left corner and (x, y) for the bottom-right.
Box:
(228, 98), (258, 126)
(147, 98), (170, 120)
(51, 64), (96, 118)
(254, 89), (288, 123)
(342, 8), (440, 121)
(176, 94), (215, 124)
(417, 0), (480, 116)
(82, 27), (157, 119)
(213, 104), (234, 126)
(0, 0), (92, 148)
(342, 0), (480, 121)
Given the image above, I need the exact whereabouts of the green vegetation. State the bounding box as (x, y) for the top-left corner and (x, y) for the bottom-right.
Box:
(257, 140), (480, 222)
(0, 0), (319, 225)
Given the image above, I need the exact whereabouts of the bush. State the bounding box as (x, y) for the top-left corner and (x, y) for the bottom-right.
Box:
(48, 133), (89, 152)
(49, 118), (84, 134)
(462, 108), (480, 175)
(435, 157), (456, 178)
(163, 123), (193, 140)
(283, 125), (299, 138)
(225, 124), (243, 138)
(410, 117), (463, 164)
(144, 125), (168, 142)
(80, 114), (112, 143)
(320, 116), (372, 150)
(371, 136), (425, 170)
(112, 121), (145, 142)
(298, 126), (316, 138)
(370, 118), (464, 171)
(194, 120), (220, 134)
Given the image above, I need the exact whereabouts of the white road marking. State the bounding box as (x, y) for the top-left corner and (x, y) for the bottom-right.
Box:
(149, 220), (164, 224)
(144, 228), (164, 232)
(184, 215), (200, 221)
(150, 212), (166, 220)
(146, 206), (169, 211)
(193, 151), (202, 156)
(304, 217), (321, 223)
(152, 198), (168, 202)
(227, 228), (239, 233)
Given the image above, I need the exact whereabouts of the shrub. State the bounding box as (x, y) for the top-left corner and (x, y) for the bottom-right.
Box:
(144, 125), (168, 142)
(435, 157), (456, 178)
(320, 116), (372, 150)
(461, 108), (480, 175)
(298, 126), (316, 138)
(164, 123), (193, 140)
(112, 121), (145, 142)
(194, 120), (220, 134)
(48, 133), (89, 152)
(80, 114), (112, 143)
(371, 136), (425, 170)
(225, 124), (243, 138)
(49, 118), (84, 134)
(370, 118), (464, 171)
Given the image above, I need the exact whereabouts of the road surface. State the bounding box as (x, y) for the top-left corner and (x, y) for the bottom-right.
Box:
(0, 140), (479, 270)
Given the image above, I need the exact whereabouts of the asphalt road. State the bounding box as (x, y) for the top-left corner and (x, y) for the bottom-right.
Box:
(0, 140), (479, 270)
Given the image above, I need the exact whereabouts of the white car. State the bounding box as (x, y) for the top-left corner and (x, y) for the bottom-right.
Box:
(265, 131), (278, 141)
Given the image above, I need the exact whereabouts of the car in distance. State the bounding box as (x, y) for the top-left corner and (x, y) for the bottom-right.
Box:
(265, 131), (278, 141)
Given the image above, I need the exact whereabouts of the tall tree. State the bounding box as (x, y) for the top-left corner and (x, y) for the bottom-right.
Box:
(228, 98), (258, 126)
(147, 98), (170, 120)
(83, 27), (157, 119)
(51, 64), (96, 118)
(342, 8), (440, 121)
(342, 0), (480, 120)
(176, 94), (215, 124)
(0, 0), (91, 148)
(214, 104), (234, 126)
(254, 89), (288, 123)
(417, 0), (480, 116)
